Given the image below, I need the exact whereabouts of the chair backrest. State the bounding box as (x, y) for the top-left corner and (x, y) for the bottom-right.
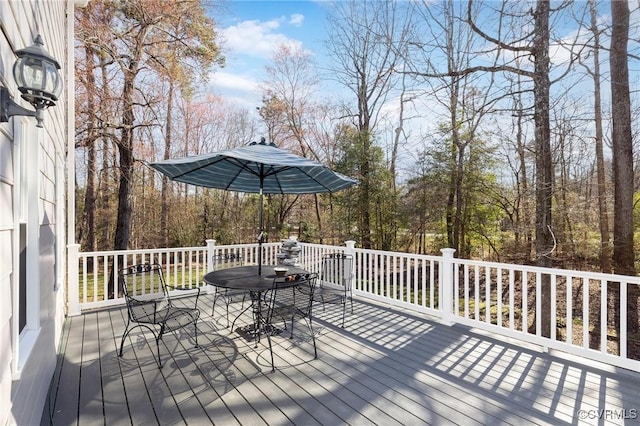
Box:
(269, 274), (317, 317)
(319, 253), (353, 291)
(212, 251), (244, 270)
(295, 274), (317, 316)
(119, 264), (169, 309)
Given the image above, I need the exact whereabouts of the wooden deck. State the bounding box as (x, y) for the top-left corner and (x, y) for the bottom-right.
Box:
(42, 293), (640, 425)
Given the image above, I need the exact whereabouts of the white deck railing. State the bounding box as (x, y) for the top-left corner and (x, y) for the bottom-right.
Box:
(68, 241), (640, 371)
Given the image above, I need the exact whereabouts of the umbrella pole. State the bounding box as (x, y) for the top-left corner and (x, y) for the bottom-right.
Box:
(258, 186), (263, 275)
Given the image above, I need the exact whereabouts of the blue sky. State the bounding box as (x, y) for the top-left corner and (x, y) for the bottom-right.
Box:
(208, 1), (331, 110)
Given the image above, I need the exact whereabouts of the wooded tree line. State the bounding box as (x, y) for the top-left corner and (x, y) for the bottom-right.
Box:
(75, 0), (639, 282)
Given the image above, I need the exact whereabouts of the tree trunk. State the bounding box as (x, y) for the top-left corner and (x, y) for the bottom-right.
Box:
(610, 0), (638, 338)
(81, 45), (97, 253)
(359, 130), (372, 249)
(314, 194), (323, 244)
(113, 26), (146, 252)
(588, 0), (611, 274)
(161, 81), (174, 247)
(114, 64), (140, 250)
(533, 0), (553, 337)
(99, 58), (111, 251)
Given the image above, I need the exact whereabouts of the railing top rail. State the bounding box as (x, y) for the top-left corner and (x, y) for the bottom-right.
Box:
(452, 257), (640, 284)
(214, 242), (280, 248)
(298, 242), (346, 251)
(351, 247), (443, 261)
(78, 242), (284, 258)
(78, 246), (207, 257)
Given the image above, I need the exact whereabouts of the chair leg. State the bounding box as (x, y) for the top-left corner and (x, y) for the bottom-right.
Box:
(119, 323), (162, 368)
(289, 316), (295, 339)
(267, 331), (275, 373)
(213, 291), (233, 327)
(230, 302), (252, 331)
(119, 321), (132, 357)
(225, 297), (231, 327)
(211, 293), (219, 317)
(155, 336), (163, 368)
(156, 325), (166, 368)
(306, 315), (317, 359)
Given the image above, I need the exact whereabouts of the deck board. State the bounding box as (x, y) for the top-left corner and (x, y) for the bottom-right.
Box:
(42, 294), (640, 425)
(99, 309), (130, 426)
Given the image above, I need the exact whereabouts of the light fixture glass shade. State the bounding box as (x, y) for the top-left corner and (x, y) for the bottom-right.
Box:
(12, 35), (62, 109)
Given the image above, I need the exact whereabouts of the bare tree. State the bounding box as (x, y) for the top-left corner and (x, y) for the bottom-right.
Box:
(77, 0), (224, 251)
(325, 0), (412, 249)
(610, 0), (639, 337)
(404, 0), (585, 336)
(587, 0), (612, 273)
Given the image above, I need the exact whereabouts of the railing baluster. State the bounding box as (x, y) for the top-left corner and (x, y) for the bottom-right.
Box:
(82, 256), (88, 305)
(430, 259), (435, 309)
(92, 255), (98, 303)
(600, 279), (607, 354)
(582, 277), (589, 349)
(620, 280), (628, 358)
(566, 275), (573, 345)
(497, 267), (503, 327)
(485, 266), (491, 324)
(509, 269), (515, 330)
(551, 274), (557, 341)
(522, 271), (528, 333)
(463, 264), (469, 318)
(535, 272), (542, 336)
(416, 259), (421, 307)
(101, 254), (107, 302)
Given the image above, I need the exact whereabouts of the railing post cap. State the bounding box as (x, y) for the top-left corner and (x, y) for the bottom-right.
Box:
(345, 240), (356, 249)
(440, 248), (456, 256)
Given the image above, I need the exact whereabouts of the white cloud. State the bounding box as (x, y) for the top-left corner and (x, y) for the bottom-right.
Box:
(211, 15), (312, 112)
(208, 70), (263, 110)
(222, 18), (303, 59)
(210, 71), (259, 92)
(290, 13), (304, 26)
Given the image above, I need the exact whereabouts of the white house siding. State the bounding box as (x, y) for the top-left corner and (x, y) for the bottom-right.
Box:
(0, 1), (75, 425)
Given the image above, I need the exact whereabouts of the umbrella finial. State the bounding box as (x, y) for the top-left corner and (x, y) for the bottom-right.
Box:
(250, 137), (277, 147)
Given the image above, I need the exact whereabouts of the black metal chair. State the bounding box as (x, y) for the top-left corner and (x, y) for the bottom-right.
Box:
(308, 253), (354, 327)
(118, 264), (200, 368)
(264, 274), (318, 371)
(210, 252), (248, 327)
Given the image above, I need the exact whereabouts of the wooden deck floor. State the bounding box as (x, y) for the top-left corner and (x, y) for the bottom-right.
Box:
(42, 293), (640, 425)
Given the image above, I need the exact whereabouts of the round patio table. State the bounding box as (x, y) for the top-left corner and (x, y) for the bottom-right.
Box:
(203, 265), (310, 292)
(203, 265), (311, 344)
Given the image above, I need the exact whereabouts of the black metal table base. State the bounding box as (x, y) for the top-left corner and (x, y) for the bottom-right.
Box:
(235, 323), (283, 342)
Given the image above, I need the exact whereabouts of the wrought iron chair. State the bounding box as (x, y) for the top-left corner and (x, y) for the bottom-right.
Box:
(308, 253), (354, 327)
(210, 252), (249, 327)
(118, 264), (200, 368)
(264, 273), (318, 371)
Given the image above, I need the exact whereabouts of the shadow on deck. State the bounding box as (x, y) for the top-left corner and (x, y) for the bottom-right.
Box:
(42, 293), (640, 425)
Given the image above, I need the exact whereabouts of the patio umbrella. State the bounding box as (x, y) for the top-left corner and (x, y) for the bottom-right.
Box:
(150, 139), (358, 274)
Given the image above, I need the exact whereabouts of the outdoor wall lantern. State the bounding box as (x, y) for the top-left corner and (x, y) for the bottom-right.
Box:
(0, 35), (62, 128)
